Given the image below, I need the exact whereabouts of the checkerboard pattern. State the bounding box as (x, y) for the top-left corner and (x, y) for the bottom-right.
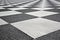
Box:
(0, 0), (60, 40)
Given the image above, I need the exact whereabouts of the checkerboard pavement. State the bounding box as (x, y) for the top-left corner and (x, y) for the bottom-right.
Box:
(0, 0), (60, 40)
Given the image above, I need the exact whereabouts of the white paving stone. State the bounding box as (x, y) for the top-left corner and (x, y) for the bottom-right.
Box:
(0, 11), (21, 17)
(26, 11), (57, 17)
(31, 8), (54, 10)
(0, 18), (8, 25)
(0, 7), (4, 9)
(8, 8), (28, 10)
(11, 18), (60, 38)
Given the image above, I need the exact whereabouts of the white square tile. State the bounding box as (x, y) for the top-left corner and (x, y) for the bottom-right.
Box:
(0, 7), (4, 9)
(0, 18), (8, 25)
(11, 18), (60, 38)
(8, 8), (28, 10)
(0, 11), (21, 17)
(3, 5), (13, 7)
(31, 8), (54, 10)
(26, 11), (57, 17)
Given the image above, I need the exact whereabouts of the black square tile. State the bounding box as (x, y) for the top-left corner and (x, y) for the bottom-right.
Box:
(35, 30), (60, 40)
(16, 9), (39, 14)
(0, 9), (11, 12)
(0, 14), (38, 23)
(24, 6), (39, 8)
(42, 14), (60, 22)
(3, 6), (18, 8)
(0, 24), (33, 40)
(46, 6), (55, 8)
(44, 9), (60, 13)
(56, 6), (60, 8)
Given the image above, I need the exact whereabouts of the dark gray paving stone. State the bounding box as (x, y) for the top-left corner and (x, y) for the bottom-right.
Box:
(0, 9), (11, 12)
(0, 14), (38, 23)
(3, 6), (18, 8)
(42, 14), (60, 22)
(44, 9), (60, 13)
(34, 30), (60, 40)
(0, 24), (33, 40)
(16, 9), (39, 13)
